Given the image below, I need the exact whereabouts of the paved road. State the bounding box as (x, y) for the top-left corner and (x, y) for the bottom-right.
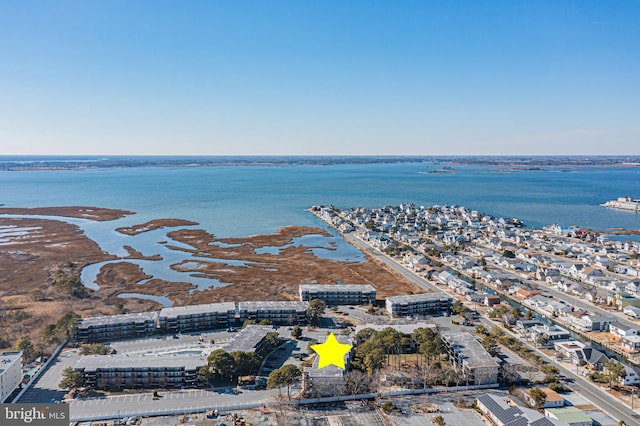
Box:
(344, 230), (640, 424)
(345, 233), (440, 293)
(18, 350), (80, 404)
(484, 316), (640, 425)
(69, 388), (279, 422)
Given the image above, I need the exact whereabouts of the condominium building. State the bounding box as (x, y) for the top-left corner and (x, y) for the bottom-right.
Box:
(0, 351), (22, 403)
(75, 312), (159, 343)
(442, 332), (499, 385)
(385, 292), (452, 317)
(75, 354), (206, 390)
(238, 301), (308, 325)
(222, 325), (274, 357)
(299, 284), (376, 305)
(302, 334), (352, 397)
(159, 302), (237, 333)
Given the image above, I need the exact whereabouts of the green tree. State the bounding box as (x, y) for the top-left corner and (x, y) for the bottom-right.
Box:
(59, 367), (84, 390)
(481, 336), (501, 357)
(528, 388), (547, 407)
(242, 319), (257, 328)
(450, 300), (466, 315)
(536, 335), (550, 348)
(16, 335), (34, 362)
(265, 332), (281, 348)
(42, 324), (60, 344)
(267, 364), (301, 399)
(291, 325), (302, 340)
(363, 346), (387, 375)
(259, 319), (272, 325)
(604, 359), (626, 389)
(231, 351), (261, 377)
(412, 327), (444, 364)
(433, 415), (446, 426)
(80, 343), (110, 355)
(207, 349), (236, 382)
(306, 299), (326, 326)
(56, 311), (80, 340)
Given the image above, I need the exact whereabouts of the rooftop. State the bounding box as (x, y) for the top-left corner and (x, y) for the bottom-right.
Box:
(386, 292), (452, 304)
(239, 301), (308, 311)
(222, 325), (275, 353)
(443, 333), (500, 369)
(159, 302), (237, 317)
(545, 406), (592, 423)
(0, 351), (22, 373)
(75, 352), (207, 371)
(299, 284), (376, 292)
(78, 312), (159, 328)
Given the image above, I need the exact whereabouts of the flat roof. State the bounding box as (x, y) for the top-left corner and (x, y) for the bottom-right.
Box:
(545, 406), (592, 423)
(443, 333), (499, 369)
(0, 351), (21, 373)
(222, 325), (274, 353)
(78, 312), (159, 328)
(159, 302), (237, 317)
(386, 292), (452, 304)
(299, 284), (376, 292)
(239, 301), (308, 311)
(75, 353), (207, 371)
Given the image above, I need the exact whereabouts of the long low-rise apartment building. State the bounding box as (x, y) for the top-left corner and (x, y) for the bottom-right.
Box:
(442, 332), (499, 385)
(0, 351), (23, 403)
(299, 284), (376, 305)
(159, 302), (237, 333)
(75, 353), (205, 390)
(75, 325), (275, 390)
(76, 312), (159, 343)
(385, 292), (452, 317)
(238, 301), (308, 325)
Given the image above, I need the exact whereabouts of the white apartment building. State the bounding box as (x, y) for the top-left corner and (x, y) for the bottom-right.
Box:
(0, 351), (23, 403)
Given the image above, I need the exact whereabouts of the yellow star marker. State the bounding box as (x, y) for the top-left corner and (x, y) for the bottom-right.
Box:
(311, 332), (353, 369)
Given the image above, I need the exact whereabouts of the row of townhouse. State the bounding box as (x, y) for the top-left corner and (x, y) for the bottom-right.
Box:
(75, 325), (274, 391)
(76, 301), (308, 343)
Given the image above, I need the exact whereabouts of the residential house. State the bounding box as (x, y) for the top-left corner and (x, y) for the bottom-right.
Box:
(620, 365), (640, 386)
(571, 315), (617, 332)
(523, 387), (565, 409)
(531, 325), (571, 347)
(620, 335), (640, 353)
(609, 324), (638, 341)
(545, 407), (593, 426)
(476, 393), (569, 426)
(623, 305), (640, 319)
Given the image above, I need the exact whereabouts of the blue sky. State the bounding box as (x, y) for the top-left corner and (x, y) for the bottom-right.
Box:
(1, 1), (638, 155)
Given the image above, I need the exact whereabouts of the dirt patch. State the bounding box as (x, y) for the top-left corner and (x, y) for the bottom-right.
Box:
(95, 262), (196, 306)
(116, 218), (199, 235)
(0, 212), (420, 353)
(0, 206), (134, 221)
(164, 226), (420, 305)
(0, 217), (116, 297)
